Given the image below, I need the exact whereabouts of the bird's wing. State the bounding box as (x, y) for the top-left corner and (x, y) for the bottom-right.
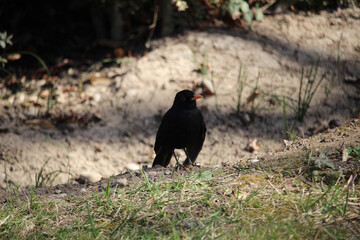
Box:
(200, 111), (206, 143)
(154, 108), (175, 154)
(184, 110), (206, 162)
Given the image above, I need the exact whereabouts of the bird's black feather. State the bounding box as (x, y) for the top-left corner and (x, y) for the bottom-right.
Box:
(152, 90), (206, 167)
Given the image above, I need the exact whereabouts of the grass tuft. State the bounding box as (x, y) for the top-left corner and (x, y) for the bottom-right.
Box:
(1, 164), (359, 239)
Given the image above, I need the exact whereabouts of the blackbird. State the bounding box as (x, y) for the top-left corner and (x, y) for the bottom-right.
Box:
(152, 90), (206, 168)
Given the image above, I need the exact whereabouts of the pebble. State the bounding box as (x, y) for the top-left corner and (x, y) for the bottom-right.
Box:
(91, 93), (102, 104)
(23, 106), (37, 118)
(114, 178), (128, 187)
(126, 163), (140, 171)
(78, 172), (102, 184)
(329, 119), (342, 129)
(152, 164), (164, 169)
(185, 221), (195, 229)
(146, 171), (157, 177)
(54, 189), (62, 194)
(0, 173), (6, 179)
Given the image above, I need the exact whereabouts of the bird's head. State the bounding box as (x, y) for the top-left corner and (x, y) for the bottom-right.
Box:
(173, 90), (202, 109)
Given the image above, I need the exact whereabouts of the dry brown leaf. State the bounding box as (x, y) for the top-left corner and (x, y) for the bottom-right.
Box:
(245, 139), (260, 153)
(246, 91), (260, 103)
(90, 75), (111, 85)
(63, 85), (78, 92)
(40, 89), (50, 98)
(201, 79), (215, 96)
(7, 53), (21, 61)
(94, 145), (102, 153)
(24, 119), (56, 130)
(114, 48), (125, 58)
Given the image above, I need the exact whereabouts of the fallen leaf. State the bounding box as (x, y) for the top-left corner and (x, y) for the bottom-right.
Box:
(7, 53), (21, 61)
(114, 48), (125, 58)
(246, 139), (260, 152)
(40, 89), (50, 98)
(246, 91), (260, 103)
(201, 79), (215, 96)
(94, 145), (102, 153)
(24, 119), (56, 130)
(63, 85), (78, 92)
(90, 75), (111, 85)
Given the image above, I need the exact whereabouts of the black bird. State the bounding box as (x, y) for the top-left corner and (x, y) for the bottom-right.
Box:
(152, 90), (206, 168)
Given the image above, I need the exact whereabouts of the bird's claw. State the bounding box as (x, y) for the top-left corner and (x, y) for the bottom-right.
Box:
(175, 163), (192, 171)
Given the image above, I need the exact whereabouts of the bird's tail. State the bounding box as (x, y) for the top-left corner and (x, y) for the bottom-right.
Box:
(152, 150), (173, 167)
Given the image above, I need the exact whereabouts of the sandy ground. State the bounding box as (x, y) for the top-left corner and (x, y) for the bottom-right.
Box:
(0, 9), (359, 187)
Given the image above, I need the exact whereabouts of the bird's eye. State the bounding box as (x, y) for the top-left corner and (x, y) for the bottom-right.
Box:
(181, 96), (186, 101)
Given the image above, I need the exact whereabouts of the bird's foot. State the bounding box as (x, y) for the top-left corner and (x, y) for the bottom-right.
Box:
(183, 157), (195, 166)
(174, 163), (192, 171)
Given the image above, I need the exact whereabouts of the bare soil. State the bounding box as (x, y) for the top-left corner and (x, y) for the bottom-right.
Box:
(1, 9), (359, 189)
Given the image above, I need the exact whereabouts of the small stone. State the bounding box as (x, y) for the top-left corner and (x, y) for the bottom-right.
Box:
(239, 112), (251, 125)
(78, 172), (102, 184)
(146, 171), (157, 177)
(152, 164), (164, 169)
(329, 119), (342, 129)
(16, 92), (26, 103)
(127, 89), (137, 97)
(35, 79), (47, 88)
(126, 163), (140, 171)
(80, 188), (87, 193)
(23, 106), (37, 118)
(164, 170), (172, 175)
(91, 93), (102, 104)
(40, 89), (50, 98)
(67, 68), (75, 76)
(185, 221), (194, 229)
(115, 178), (128, 187)
(0, 173), (5, 179)
(54, 189), (62, 194)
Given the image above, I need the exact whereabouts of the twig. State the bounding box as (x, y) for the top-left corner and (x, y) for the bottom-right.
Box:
(145, 0), (159, 49)
(267, 180), (282, 195)
(260, 0), (277, 12)
(313, 226), (322, 240)
(0, 215), (11, 227)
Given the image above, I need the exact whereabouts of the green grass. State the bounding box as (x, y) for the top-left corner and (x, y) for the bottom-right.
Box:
(347, 145), (360, 160)
(287, 61), (325, 122)
(1, 165), (359, 239)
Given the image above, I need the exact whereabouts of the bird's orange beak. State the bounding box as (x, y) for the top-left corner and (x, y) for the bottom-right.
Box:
(191, 94), (202, 101)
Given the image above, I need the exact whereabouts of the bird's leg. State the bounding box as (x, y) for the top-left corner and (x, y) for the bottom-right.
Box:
(183, 149), (193, 166)
(173, 150), (182, 167)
